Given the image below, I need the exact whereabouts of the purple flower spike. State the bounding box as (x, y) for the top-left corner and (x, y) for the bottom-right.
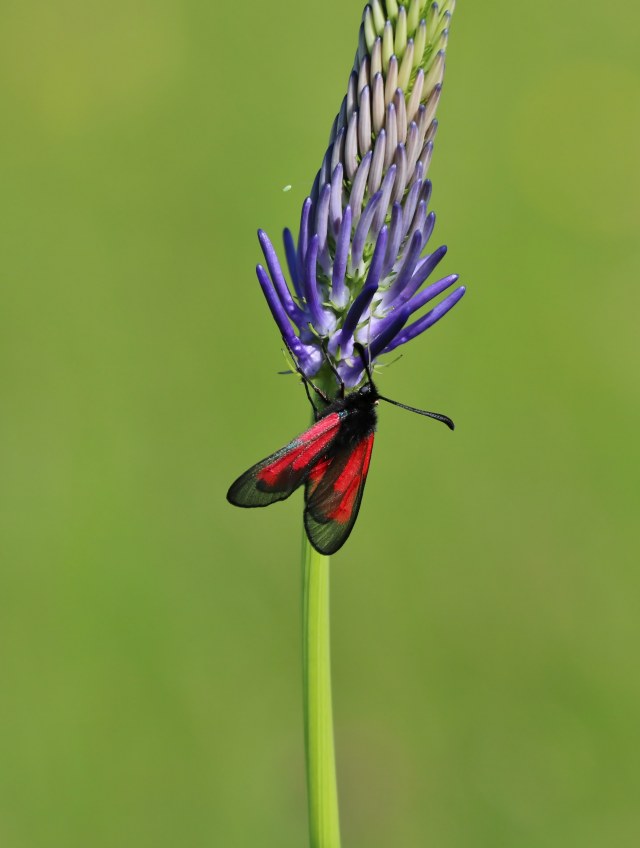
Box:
(252, 0), (464, 392)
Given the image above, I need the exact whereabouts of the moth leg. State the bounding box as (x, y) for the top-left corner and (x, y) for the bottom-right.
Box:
(302, 379), (322, 421)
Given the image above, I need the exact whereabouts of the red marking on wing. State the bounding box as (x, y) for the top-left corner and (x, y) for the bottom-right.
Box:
(326, 434), (374, 523)
(297, 413), (339, 443)
(306, 455), (332, 498)
(257, 413), (340, 491)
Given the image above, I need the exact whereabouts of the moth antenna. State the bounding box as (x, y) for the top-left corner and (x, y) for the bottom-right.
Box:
(377, 395), (455, 430)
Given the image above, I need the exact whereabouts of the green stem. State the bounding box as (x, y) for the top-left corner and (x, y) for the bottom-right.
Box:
(302, 533), (341, 848)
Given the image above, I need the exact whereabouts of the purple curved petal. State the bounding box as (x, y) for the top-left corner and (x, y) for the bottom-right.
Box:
(282, 227), (302, 300)
(349, 151), (372, 226)
(256, 263), (320, 375)
(296, 198), (313, 285)
(371, 164), (397, 238)
(314, 183), (331, 256)
(350, 190), (382, 271)
(258, 230), (306, 328)
(391, 243), (447, 306)
(383, 203), (404, 278)
(380, 228), (423, 306)
(335, 225), (389, 357)
(304, 235), (336, 336)
(384, 286), (467, 352)
(402, 274), (459, 317)
(401, 172), (425, 240)
(330, 163), (344, 236)
(331, 205), (352, 309)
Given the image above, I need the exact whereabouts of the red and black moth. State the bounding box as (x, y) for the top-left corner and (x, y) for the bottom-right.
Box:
(227, 346), (454, 555)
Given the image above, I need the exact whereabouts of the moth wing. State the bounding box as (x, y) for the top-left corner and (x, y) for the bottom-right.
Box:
(227, 411), (343, 508)
(304, 431), (375, 555)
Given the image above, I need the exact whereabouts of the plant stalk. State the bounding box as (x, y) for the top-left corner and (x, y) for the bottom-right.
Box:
(302, 521), (341, 847)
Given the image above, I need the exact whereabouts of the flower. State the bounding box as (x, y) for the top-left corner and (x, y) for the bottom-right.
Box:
(256, 0), (464, 389)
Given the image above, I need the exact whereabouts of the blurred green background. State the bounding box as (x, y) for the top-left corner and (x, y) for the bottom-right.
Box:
(1, 1), (639, 845)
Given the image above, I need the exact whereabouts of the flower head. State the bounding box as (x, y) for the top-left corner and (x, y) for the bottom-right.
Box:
(256, 0), (464, 389)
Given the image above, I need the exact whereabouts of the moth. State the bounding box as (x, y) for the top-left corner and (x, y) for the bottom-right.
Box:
(227, 345), (454, 555)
